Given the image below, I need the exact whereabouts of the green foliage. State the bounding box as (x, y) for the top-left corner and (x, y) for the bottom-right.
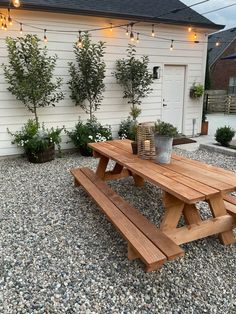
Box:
(3, 35), (64, 124)
(118, 117), (138, 141)
(67, 117), (112, 156)
(8, 119), (64, 155)
(68, 33), (106, 120)
(154, 120), (178, 138)
(114, 45), (153, 121)
(190, 83), (204, 98)
(215, 126), (235, 147)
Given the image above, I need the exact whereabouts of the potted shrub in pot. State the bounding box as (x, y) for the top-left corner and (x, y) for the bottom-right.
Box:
(8, 119), (64, 163)
(154, 120), (178, 164)
(3, 35), (64, 162)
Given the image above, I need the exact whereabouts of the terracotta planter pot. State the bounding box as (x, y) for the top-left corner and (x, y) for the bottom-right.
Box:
(201, 121), (209, 135)
(26, 144), (55, 163)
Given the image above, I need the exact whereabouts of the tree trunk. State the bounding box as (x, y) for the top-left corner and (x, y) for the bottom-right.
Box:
(33, 104), (39, 126)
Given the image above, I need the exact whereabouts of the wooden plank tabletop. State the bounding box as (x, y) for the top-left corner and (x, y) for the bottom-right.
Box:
(89, 140), (236, 204)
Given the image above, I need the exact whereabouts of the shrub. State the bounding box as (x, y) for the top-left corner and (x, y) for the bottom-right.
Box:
(215, 126), (235, 147)
(114, 45), (153, 121)
(118, 117), (138, 141)
(67, 117), (112, 156)
(68, 33), (106, 121)
(3, 35), (64, 125)
(8, 119), (64, 155)
(154, 120), (178, 137)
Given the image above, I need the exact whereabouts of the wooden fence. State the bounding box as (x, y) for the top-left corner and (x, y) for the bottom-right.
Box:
(205, 93), (236, 114)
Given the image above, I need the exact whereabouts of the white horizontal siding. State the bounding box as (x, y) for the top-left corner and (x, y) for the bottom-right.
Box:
(0, 8), (210, 156)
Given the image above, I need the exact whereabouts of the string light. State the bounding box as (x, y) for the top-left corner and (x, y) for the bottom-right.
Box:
(110, 23), (113, 32)
(43, 29), (48, 43)
(8, 9), (13, 26)
(152, 24), (155, 37)
(188, 26), (192, 32)
(12, 0), (21, 8)
(215, 37), (220, 46)
(194, 33), (197, 40)
(126, 25), (129, 36)
(77, 30), (83, 48)
(130, 23), (134, 41)
(170, 40), (174, 50)
(0, 14), (3, 23)
(20, 22), (23, 34)
(136, 32), (140, 43)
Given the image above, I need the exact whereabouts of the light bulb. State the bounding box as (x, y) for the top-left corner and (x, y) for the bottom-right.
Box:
(110, 23), (113, 32)
(126, 25), (129, 36)
(8, 9), (13, 26)
(13, 0), (21, 8)
(215, 38), (220, 47)
(136, 33), (140, 43)
(20, 23), (23, 34)
(188, 26), (192, 32)
(194, 33), (197, 40)
(77, 31), (83, 48)
(170, 40), (174, 51)
(130, 31), (134, 41)
(152, 24), (155, 37)
(44, 29), (48, 43)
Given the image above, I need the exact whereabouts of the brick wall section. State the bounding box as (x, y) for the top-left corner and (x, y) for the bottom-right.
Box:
(210, 38), (236, 90)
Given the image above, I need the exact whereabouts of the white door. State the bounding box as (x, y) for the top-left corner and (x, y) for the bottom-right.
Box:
(162, 65), (185, 133)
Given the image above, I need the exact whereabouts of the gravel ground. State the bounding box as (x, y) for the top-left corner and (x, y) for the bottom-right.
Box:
(0, 148), (236, 314)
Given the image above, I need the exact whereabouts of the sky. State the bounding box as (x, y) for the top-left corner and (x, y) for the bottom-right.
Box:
(181, 0), (236, 30)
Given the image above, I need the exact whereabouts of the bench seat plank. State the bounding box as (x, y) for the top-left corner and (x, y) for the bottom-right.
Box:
(81, 167), (184, 261)
(71, 168), (167, 271)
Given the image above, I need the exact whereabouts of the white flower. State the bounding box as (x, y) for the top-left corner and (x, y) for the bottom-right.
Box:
(88, 135), (93, 140)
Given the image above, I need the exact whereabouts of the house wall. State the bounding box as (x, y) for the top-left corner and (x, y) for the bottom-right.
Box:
(210, 39), (236, 91)
(0, 9), (210, 156)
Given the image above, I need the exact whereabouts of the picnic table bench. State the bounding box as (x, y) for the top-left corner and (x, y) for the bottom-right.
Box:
(71, 140), (236, 272)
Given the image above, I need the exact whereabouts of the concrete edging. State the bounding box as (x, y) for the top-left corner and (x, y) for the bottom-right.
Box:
(199, 143), (236, 157)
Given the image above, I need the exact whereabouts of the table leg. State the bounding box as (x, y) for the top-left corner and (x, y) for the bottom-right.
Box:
(183, 204), (202, 225)
(208, 194), (236, 245)
(132, 173), (145, 187)
(160, 192), (185, 231)
(96, 156), (109, 179)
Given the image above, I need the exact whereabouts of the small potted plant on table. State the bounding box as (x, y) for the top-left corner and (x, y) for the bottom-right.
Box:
(154, 120), (178, 164)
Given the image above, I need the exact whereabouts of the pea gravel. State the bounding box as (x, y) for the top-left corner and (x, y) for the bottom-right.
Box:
(0, 148), (235, 314)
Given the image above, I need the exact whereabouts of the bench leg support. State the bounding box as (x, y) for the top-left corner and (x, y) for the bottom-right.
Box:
(128, 243), (139, 261)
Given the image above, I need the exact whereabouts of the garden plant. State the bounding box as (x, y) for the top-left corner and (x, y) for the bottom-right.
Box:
(215, 126), (235, 147)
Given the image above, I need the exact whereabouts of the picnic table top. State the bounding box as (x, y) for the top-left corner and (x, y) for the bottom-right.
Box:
(89, 139), (236, 204)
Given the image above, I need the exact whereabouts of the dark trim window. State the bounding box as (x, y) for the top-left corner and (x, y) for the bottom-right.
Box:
(229, 76), (236, 94)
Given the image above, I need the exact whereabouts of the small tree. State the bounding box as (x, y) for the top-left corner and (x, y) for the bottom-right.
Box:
(68, 33), (106, 121)
(3, 34), (64, 125)
(114, 45), (153, 121)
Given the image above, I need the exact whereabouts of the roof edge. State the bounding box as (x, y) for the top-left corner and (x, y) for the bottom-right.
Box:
(0, 3), (225, 31)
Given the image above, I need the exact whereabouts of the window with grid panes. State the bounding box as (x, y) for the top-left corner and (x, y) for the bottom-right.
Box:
(229, 76), (236, 94)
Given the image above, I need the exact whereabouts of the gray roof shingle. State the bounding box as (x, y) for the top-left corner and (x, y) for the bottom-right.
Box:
(208, 28), (236, 66)
(0, 0), (223, 29)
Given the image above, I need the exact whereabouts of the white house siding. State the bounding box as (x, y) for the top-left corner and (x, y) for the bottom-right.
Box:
(0, 9), (212, 156)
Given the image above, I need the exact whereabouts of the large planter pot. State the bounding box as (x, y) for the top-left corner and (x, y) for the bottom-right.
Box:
(201, 121), (209, 135)
(154, 134), (173, 164)
(26, 144), (55, 163)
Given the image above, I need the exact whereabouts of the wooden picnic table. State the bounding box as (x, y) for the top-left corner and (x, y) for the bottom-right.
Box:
(71, 139), (236, 272)
(88, 139), (236, 246)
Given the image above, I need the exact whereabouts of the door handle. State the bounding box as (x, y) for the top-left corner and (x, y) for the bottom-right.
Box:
(163, 104), (167, 107)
